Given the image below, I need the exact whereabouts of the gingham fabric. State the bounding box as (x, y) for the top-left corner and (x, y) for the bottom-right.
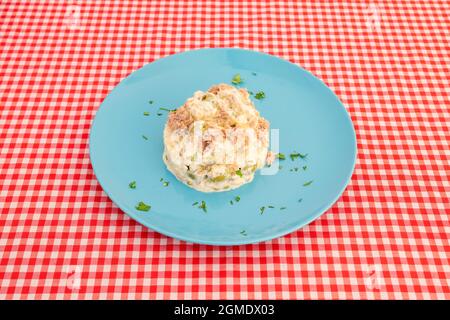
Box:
(0, 0), (448, 300)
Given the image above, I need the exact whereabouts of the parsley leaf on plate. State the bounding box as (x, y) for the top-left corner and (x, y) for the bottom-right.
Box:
(135, 201), (151, 212)
(231, 74), (243, 85)
(303, 180), (313, 187)
(254, 91), (265, 100)
(198, 200), (207, 213)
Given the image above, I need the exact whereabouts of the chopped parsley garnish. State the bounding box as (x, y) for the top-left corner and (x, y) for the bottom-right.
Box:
(290, 152), (308, 161)
(231, 74), (243, 85)
(157, 112), (163, 116)
(129, 181), (136, 189)
(160, 178), (169, 187)
(268, 205), (275, 209)
(187, 172), (196, 180)
(142, 135), (149, 140)
(254, 91), (265, 100)
(148, 100), (153, 104)
(235, 169), (243, 178)
(298, 198), (303, 203)
(143, 111), (150, 116)
(290, 153), (300, 161)
(198, 200), (207, 213)
(192, 201), (199, 206)
(303, 180), (313, 187)
(260, 206), (266, 215)
(290, 167), (299, 172)
(302, 165), (307, 171)
(135, 201), (151, 212)
(248, 91), (254, 95)
(230, 196), (240, 205)
(277, 153), (286, 160)
(252, 72), (257, 76)
(159, 107), (175, 112)
(280, 207), (287, 210)
(240, 230), (248, 236)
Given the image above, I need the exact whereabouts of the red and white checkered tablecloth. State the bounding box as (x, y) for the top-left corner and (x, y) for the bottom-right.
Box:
(0, 0), (449, 300)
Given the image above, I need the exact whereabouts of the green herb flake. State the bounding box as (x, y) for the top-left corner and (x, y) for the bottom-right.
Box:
(163, 181), (169, 187)
(142, 135), (149, 140)
(157, 112), (163, 116)
(303, 180), (313, 187)
(159, 107), (175, 112)
(298, 198), (303, 203)
(198, 200), (207, 213)
(240, 230), (248, 236)
(128, 181), (136, 189)
(231, 74), (243, 85)
(290, 152), (300, 161)
(192, 201), (199, 206)
(235, 169), (243, 178)
(230, 200), (234, 205)
(148, 100), (154, 104)
(254, 91), (265, 100)
(252, 72), (257, 76)
(290, 152), (308, 161)
(135, 201), (151, 212)
(299, 153), (308, 159)
(260, 206), (266, 215)
(187, 172), (196, 180)
(280, 206), (287, 210)
(235, 196), (241, 202)
(302, 165), (307, 171)
(268, 205), (275, 209)
(143, 111), (150, 116)
(277, 153), (286, 160)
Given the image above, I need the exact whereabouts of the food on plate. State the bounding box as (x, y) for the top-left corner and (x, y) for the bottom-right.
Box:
(163, 83), (270, 192)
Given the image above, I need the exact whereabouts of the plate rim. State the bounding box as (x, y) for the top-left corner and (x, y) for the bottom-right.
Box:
(89, 47), (357, 246)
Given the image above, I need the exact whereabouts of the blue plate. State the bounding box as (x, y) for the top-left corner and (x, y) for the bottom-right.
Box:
(89, 48), (356, 245)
